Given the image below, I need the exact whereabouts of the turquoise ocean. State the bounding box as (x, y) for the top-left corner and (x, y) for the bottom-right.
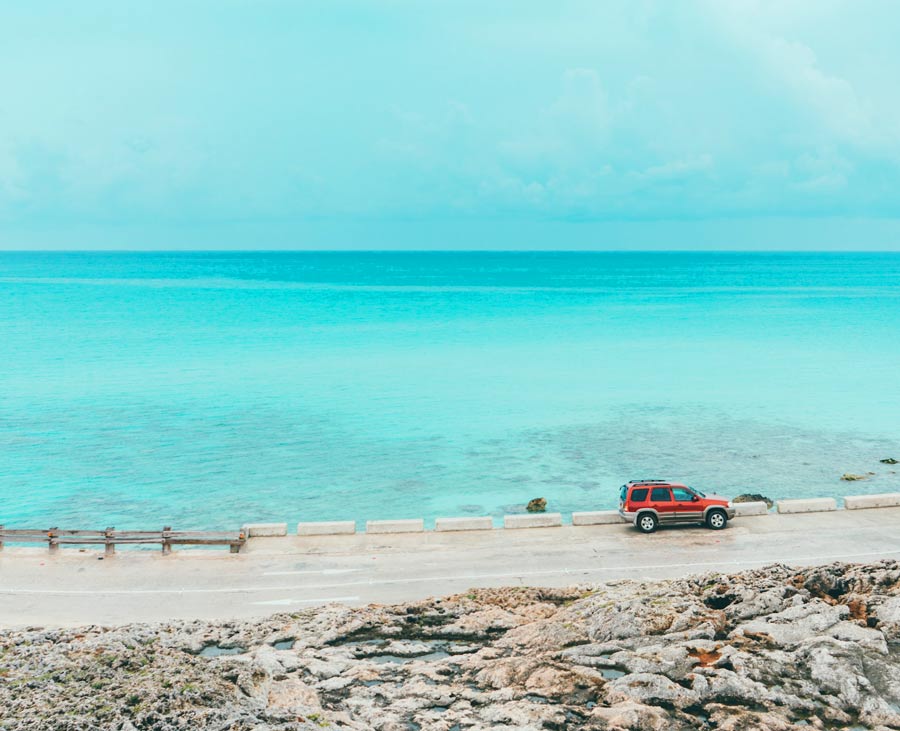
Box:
(2, 252), (899, 529)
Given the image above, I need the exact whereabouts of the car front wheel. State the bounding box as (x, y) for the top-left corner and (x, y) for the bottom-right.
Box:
(706, 509), (727, 530)
(637, 513), (658, 534)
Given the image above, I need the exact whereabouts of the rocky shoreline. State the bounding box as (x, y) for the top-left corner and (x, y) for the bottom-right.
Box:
(2, 562), (900, 730)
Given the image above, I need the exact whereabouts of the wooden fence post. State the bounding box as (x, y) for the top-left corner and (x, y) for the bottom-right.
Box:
(48, 527), (59, 553)
(162, 526), (172, 555)
(230, 530), (244, 554)
(105, 527), (115, 556)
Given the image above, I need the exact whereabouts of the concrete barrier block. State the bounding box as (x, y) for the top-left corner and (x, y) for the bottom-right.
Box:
(844, 493), (900, 510)
(434, 516), (493, 532)
(572, 511), (622, 526)
(503, 513), (563, 529)
(732, 501), (769, 516)
(242, 522), (288, 537)
(366, 519), (425, 534)
(776, 498), (837, 514)
(296, 521), (356, 536)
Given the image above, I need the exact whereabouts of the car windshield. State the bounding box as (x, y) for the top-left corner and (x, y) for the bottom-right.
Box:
(690, 487), (705, 497)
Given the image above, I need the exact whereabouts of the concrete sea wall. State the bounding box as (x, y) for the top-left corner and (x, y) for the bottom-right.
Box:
(271, 492), (900, 536)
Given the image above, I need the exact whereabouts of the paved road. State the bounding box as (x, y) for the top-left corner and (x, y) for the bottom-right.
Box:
(2, 509), (900, 628)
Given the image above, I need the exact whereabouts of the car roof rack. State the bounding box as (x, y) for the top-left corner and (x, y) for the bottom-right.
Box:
(629, 479), (669, 485)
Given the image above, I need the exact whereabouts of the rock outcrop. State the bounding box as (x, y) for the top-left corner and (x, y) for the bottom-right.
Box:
(2, 562), (900, 730)
(732, 493), (774, 509)
(526, 497), (547, 513)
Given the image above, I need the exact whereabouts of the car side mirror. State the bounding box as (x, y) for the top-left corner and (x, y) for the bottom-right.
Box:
(691, 495), (699, 502)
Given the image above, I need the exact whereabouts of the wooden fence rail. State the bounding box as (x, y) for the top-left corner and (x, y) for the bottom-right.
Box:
(0, 525), (246, 554)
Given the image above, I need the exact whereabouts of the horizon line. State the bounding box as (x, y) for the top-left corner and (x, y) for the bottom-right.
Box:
(2, 248), (900, 254)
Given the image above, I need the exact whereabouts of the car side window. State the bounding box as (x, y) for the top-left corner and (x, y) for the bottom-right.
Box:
(631, 488), (648, 502)
(672, 488), (694, 501)
(650, 487), (672, 502)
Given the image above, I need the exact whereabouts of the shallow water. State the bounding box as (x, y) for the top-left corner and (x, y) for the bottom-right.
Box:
(198, 644), (245, 657)
(1, 252), (898, 528)
(369, 651), (452, 664)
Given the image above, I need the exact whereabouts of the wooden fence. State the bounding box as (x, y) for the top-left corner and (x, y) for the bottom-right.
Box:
(0, 526), (246, 554)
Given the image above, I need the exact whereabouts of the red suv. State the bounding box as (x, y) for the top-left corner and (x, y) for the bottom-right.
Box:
(618, 479), (735, 533)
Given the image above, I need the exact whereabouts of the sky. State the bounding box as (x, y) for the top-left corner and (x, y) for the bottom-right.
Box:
(2, 0), (900, 250)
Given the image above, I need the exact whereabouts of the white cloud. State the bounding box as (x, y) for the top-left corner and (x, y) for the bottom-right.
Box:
(762, 38), (875, 146)
(706, 0), (900, 158)
(547, 68), (610, 134)
(636, 154), (714, 181)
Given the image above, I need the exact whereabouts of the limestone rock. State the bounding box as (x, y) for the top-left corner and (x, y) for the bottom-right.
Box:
(732, 492), (774, 509)
(526, 497), (547, 512)
(3, 561), (900, 730)
(589, 701), (677, 730)
(604, 672), (700, 708)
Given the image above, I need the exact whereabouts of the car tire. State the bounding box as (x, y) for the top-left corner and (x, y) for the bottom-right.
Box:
(706, 509), (727, 530)
(636, 512), (658, 534)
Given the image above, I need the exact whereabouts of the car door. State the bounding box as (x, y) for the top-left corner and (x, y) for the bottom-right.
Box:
(672, 486), (703, 522)
(648, 486), (676, 522)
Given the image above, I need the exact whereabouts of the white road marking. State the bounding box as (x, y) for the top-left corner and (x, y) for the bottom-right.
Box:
(263, 569), (362, 576)
(262, 569), (359, 576)
(2, 547), (900, 596)
(252, 596), (359, 606)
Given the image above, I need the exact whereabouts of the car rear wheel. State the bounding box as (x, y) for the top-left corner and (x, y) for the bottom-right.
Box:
(637, 513), (658, 534)
(706, 509), (727, 530)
